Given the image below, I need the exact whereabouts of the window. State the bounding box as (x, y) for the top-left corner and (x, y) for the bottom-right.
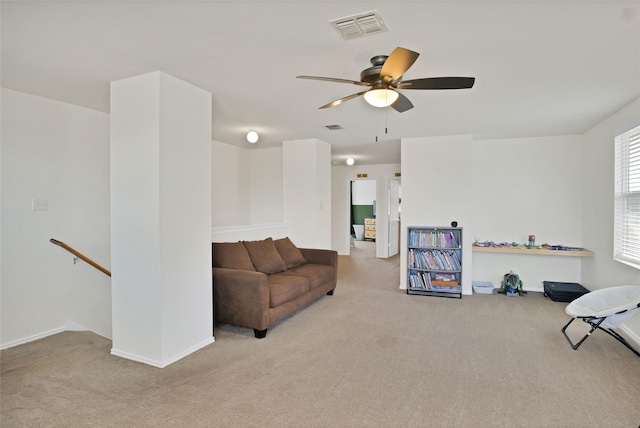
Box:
(614, 124), (640, 269)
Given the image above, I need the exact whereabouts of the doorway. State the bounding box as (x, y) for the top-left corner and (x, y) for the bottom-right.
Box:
(350, 179), (377, 256)
(387, 178), (401, 257)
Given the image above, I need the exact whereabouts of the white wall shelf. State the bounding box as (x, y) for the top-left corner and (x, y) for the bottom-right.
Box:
(472, 245), (594, 257)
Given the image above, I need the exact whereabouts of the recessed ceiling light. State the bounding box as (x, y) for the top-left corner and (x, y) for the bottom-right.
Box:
(346, 157), (355, 166)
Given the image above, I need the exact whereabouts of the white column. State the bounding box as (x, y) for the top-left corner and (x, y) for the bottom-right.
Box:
(110, 71), (213, 367)
(282, 138), (331, 249)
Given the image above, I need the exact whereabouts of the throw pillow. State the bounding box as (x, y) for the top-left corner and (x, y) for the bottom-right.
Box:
(274, 237), (306, 269)
(243, 238), (288, 274)
(212, 241), (256, 271)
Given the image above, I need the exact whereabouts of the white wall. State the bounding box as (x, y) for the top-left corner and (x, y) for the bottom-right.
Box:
(211, 143), (283, 229)
(581, 97), (640, 339)
(211, 141), (250, 227)
(471, 135), (584, 292)
(212, 223), (289, 243)
(110, 72), (213, 367)
(1, 89), (112, 348)
(250, 147), (283, 224)
(331, 163), (401, 257)
(352, 180), (376, 205)
(283, 139), (331, 249)
(400, 135), (474, 294)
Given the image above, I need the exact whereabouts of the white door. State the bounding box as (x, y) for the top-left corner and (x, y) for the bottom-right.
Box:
(387, 179), (401, 257)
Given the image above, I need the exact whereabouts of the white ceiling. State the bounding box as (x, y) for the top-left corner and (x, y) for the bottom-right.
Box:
(2, 1), (639, 165)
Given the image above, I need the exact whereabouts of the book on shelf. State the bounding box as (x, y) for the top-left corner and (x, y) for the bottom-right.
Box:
(431, 280), (459, 287)
(410, 248), (461, 271)
(408, 272), (432, 289)
(435, 273), (456, 281)
(408, 229), (461, 248)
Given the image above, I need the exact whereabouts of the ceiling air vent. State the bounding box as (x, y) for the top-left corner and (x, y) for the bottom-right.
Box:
(325, 124), (343, 130)
(330, 10), (388, 40)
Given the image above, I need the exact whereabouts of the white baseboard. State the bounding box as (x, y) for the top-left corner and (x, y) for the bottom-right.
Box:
(111, 336), (215, 368)
(620, 324), (640, 347)
(65, 319), (89, 331)
(212, 222), (290, 242)
(1, 320), (110, 350)
(0, 325), (65, 350)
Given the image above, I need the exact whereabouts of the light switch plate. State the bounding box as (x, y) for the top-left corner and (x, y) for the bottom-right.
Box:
(32, 198), (48, 211)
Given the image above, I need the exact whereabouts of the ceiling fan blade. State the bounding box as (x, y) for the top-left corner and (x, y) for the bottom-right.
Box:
(297, 75), (370, 87)
(391, 92), (413, 113)
(319, 91), (368, 109)
(397, 77), (475, 90)
(379, 47), (419, 84)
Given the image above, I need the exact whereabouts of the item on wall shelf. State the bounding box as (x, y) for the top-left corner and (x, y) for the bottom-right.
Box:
(472, 240), (595, 256)
(528, 234), (535, 247)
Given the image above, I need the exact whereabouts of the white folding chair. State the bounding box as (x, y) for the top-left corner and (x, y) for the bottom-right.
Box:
(561, 285), (640, 357)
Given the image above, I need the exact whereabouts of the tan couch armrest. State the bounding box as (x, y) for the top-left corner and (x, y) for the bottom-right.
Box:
(213, 267), (270, 331)
(299, 248), (338, 269)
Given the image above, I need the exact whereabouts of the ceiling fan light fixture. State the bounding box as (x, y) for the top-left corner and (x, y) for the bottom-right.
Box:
(364, 88), (399, 108)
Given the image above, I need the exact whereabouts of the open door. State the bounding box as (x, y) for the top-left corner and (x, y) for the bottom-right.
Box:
(387, 178), (401, 257)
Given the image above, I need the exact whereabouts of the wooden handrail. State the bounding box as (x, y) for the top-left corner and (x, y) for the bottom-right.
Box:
(50, 238), (111, 277)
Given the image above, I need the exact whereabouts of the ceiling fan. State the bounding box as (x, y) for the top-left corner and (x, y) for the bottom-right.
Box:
(297, 47), (475, 113)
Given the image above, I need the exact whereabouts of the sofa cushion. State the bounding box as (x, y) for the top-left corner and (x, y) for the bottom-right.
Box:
(213, 241), (256, 271)
(280, 264), (336, 291)
(274, 237), (306, 269)
(268, 274), (309, 308)
(243, 238), (288, 274)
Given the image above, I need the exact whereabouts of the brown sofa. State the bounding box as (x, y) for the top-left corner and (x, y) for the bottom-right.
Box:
(212, 237), (337, 338)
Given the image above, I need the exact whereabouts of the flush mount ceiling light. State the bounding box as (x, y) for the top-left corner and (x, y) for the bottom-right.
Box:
(346, 157), (355, 166)
(246, 131), (259, 143)
(363, 88), (399, 108)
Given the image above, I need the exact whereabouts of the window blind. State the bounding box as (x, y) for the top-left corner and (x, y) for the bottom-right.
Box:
(614, 124), (640, 269)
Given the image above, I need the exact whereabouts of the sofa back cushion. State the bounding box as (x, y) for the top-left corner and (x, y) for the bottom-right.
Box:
(243, 238), (288, 274)
(213, 241), (256, 271)
(274, 237), (306, 269)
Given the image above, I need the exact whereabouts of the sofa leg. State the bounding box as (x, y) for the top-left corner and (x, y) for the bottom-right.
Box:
(327, 289), (334, 296)
(254, 329), (267, 339)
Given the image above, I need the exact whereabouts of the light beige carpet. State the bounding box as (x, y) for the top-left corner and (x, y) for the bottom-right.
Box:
(2, 243), (640, 427)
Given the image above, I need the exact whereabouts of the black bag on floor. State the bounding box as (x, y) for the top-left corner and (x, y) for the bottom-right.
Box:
(543, 281), (589, 302)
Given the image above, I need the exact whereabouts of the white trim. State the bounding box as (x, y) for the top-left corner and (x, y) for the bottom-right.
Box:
(211, 222), (290, 234)
(211, 222), (290, 242)
(110, 336), (215, 368)
(0, 325), (65, 350)
(65, 319), (89, 332)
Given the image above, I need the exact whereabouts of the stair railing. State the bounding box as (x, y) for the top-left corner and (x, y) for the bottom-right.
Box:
(49, 238), (111, 277)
